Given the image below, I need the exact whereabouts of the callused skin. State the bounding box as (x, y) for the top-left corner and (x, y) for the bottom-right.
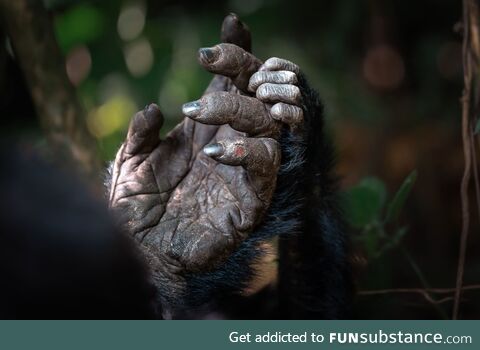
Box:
(108, 15), (305, 313)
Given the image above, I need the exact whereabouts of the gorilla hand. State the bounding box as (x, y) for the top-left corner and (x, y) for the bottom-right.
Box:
(250, 57), (304, 132)
(107, 15), (294, 313)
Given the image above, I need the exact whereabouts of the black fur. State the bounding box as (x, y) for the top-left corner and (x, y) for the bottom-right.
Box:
(179, 75), (352, 319)
(0, 144), (157, 319)
(276, 74), (352, 319)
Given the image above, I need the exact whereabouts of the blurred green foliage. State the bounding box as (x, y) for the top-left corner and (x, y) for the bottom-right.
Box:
(43, 0), (462, 163)
(54, 3), (105, 51)
(345, 170), (417, 259)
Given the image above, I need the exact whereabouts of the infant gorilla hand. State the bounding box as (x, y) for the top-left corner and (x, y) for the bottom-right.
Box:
(107, 14), (304, 311)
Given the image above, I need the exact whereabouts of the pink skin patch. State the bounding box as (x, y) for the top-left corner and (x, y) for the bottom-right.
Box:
(234, 146), (245, 157)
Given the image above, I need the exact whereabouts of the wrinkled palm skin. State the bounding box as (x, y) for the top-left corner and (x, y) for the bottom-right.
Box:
(110, 81), (272, 273)
(108, 16), (280, 312)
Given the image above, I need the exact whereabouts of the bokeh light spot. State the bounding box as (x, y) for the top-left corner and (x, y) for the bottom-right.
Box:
(124, 38), (154, 77)
(117, 1), (146, 41)
(66, 45), (92, 86)
(87, 95), (137, 138)
(158, 80), (188, 118)
(363, 45), (405, 90)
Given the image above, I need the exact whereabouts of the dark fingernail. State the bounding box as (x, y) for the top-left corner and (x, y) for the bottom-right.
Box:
(182, 100), (201, 116)
(198, 47), (219, 64)
(203, 143), (224, 158)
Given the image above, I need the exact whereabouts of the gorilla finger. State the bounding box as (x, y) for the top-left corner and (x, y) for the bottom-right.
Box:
(204, 138), (280, 199)
(182, 91), (276, 136)
(271, 103), (304, 129)
(198, 43), (262, 92)
(203, 14), (252, 95)
(259, 57), (300, 74)
(248, 70), (298, 93)
(256, 83), (302, 105)
(221, 13), (252, 53)
(125, 104), (163, 155)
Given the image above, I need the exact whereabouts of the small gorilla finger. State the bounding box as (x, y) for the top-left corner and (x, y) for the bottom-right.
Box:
(248, 70), (298, 93)
(256, 83), (302, 105)
(203, 137), (280, 201)
(124, 104), (163, 155)
(182, 92), (278, 137)
(270, 103), (304, 129)
(198, 43), (262, 92)
(259, 57), (300, 74)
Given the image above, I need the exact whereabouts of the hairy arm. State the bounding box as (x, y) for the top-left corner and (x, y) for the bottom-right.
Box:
(276, 73), (352, 319)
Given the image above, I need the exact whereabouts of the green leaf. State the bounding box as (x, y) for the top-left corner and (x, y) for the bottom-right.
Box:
(363, 224), (382, 258)
(360, 177), (387, 206)
(54, 4), (104, 52)
(344, 177), (387, 229)
(385, 170), (418, 224)
(475, 119), (480, 135)
(374, 227), (408, 259)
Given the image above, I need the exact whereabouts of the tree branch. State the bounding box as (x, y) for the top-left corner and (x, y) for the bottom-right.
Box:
(0, 0), (100, 178)
(453, 0), (480, 320)
(359, 285), (480, 306)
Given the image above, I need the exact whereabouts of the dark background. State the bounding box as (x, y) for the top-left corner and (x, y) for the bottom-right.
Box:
(1, 0), (478, 319)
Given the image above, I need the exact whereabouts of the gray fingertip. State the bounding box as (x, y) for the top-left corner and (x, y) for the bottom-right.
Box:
(203, 143), (224, 158)
(228, 12), (239, 20)
(144, 103), (161, 118)
(182, 100), (202, 117)
(270, 103), (282, 117)
(198, 47), (220, 64)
